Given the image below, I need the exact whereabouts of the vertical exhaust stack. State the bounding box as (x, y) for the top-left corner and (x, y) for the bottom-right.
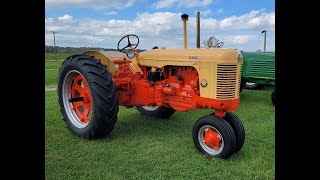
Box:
(196, 12), (200, 48)
(262, 30), (267, 52)
(181, 14), (189, 49)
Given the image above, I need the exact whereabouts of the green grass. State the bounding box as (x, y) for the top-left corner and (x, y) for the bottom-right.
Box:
(45, 69), (58, 86)
(46, 89), (275, 179)
(45, 53), (75, 61)
(45, 53), (65, 86)
(45, 53), (69, 86)
(45, 61), (63, 69)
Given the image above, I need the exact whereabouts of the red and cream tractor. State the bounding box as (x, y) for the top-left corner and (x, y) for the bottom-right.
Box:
(57, 14), (245, 158)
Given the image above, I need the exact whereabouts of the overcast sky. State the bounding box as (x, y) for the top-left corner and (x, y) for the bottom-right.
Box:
(45, 0), (275, 52)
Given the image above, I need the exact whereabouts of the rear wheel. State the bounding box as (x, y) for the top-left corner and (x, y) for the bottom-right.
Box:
(244, 82), (264, 90)
(58, 54), (119, 139)
(192, 115), (236, 159)
(223, 112), (245, 153)
(136, 106), (175, 118)
(271, 89), (275, 106)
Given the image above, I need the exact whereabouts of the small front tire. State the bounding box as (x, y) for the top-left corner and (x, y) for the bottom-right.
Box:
(192, 115), (236, 159)
(224, 112), (245, 153)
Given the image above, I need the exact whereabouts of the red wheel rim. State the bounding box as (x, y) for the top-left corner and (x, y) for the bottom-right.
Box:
(70, 74), (92, 123)
(203, 128), (222, 149)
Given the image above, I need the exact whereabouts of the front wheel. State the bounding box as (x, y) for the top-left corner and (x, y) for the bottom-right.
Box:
(57, 54), (119, 139)
(224, 112), (245, 153)
(136, 106), (175, 118)
(192, 115), (236, 159)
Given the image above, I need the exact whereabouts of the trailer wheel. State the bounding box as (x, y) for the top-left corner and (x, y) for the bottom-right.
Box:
(224, 112), (245, 153)
(244, 82), (264, 90)
(192, 115), (236, 159)
(58, 54), (119, 139)
(136, 106), (175, 118)
(271, 89), (275, 106)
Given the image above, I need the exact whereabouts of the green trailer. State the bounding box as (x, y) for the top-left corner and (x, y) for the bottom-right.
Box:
(240, 52), (275, 105)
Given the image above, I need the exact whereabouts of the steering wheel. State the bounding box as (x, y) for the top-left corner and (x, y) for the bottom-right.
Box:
(117, 34), (139, 53)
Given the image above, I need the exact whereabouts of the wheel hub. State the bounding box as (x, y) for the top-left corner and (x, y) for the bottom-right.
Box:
(203, 128), (222, 149)
(70, 74), (92, 123)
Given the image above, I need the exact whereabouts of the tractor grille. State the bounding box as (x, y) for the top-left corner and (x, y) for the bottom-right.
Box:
(216, 64), (239, 99)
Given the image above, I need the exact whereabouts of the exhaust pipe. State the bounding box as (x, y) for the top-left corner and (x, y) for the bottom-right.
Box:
(181, 14), (189, 49)
(196, 12), (200, 48)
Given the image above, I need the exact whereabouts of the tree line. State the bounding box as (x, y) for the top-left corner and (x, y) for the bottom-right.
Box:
(45, 45), (146, 53)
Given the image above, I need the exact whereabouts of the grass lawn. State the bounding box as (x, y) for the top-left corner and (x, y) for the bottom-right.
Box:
(45, 53), (76, 86)
(45, 61), (63, 69)
(45, 53), (67, 86)
(45, 89), (275, 179)
(45, 53), (76, 61)
(45, 69), (58, 86)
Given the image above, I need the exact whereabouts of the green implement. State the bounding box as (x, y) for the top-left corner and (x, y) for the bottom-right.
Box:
(240, 52), (275, 106)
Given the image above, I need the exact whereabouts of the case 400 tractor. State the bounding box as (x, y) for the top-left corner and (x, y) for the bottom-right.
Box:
(57, 15), (245, 159)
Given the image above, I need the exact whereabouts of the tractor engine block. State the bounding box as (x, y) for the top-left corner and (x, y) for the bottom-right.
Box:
(113, 65), (200, 111)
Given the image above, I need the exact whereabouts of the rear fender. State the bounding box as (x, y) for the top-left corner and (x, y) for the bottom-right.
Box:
(83, 50), (116, 75)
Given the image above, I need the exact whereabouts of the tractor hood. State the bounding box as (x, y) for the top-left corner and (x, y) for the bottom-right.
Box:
(138, 48), (241, 69)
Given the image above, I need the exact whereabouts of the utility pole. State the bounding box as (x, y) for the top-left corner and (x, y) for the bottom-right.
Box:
(261, 30), (266, 52)
(50, 31), (57, 61)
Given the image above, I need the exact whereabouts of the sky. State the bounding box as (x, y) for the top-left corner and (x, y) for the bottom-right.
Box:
(45, 0), (275, 51)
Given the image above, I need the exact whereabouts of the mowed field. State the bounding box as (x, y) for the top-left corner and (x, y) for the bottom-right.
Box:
(45, 90), (275, 179)
(45, 53), (275, 179)
(45, 53), (75, 86)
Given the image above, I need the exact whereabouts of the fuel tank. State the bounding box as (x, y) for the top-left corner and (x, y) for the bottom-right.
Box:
(138, 48), (241, 69)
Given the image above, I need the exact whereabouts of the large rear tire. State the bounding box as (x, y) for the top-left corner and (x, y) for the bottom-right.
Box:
(192, 115), (236, 159)
(58, 54), (119, 139)
(136, 106), (175, 118)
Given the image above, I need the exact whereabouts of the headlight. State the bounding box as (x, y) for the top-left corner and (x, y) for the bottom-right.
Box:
(200, 79), (208, 88)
